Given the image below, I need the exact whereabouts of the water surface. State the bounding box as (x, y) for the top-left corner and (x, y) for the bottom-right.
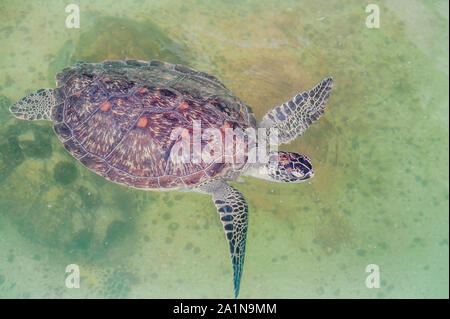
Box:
(0, 0), (448, 298)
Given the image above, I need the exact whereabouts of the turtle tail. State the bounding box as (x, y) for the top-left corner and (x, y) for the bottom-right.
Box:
(9, 88), (55, 121)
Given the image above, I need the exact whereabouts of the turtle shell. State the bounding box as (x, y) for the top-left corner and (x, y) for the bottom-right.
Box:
(51, 60), (257, 190)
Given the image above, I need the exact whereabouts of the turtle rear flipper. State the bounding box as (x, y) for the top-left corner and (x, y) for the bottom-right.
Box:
(197, 179), (249, 298)
(9, 88), (55, 121)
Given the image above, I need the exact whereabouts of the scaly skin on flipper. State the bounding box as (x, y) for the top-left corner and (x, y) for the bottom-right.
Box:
(9, 88), (55, 121)
(260, 77), (333, 144)
(197, 179), (248, 298)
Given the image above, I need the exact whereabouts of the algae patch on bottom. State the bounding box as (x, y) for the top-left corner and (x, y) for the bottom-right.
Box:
(314, 213), (353, 255)
(49, 15), (193, 81)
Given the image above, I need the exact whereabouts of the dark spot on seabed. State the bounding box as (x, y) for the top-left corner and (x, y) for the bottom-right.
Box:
(77, 185), (100, 210)
(53, 161), (78, 185)
(21, 129), (53, 159)
(166, 200), (174, 207)
(356, 249), (366, 257)
(66, 229), (93, 251)
(104, 220), (134, 248)
(49, 15), (192, 81)
(21, 140), (51, 159)
(0, 136), (24, 182)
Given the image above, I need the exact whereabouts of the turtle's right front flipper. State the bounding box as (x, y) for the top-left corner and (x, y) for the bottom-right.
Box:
(198, 180), (249, 298)
(9, 88), (55, 121)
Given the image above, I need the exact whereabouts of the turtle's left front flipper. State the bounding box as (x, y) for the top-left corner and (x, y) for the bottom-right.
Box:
(9, 88), (55, 121)
(198, 180), (248, 298)
(260, 77), (333, 144)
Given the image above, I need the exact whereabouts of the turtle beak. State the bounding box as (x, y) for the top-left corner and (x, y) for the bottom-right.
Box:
(292, 169), (314, 181)
(306, 169), (315, 179)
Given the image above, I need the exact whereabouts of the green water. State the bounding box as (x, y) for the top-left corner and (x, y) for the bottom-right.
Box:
(0, 0), (448, 298)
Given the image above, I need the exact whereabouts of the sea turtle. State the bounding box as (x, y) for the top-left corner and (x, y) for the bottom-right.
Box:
(9, 60), (333, 297)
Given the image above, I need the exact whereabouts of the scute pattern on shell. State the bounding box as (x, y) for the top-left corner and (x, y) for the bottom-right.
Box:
(52, 60), (256, 190)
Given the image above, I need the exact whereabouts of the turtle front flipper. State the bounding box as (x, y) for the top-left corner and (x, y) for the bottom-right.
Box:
(260, 77), (333, 144)
(9, 88), (55, 121)
(198, 180), (248, 298)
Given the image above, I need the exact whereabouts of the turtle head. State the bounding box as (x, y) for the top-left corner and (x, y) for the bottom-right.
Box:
(265, 151), (314, 182)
